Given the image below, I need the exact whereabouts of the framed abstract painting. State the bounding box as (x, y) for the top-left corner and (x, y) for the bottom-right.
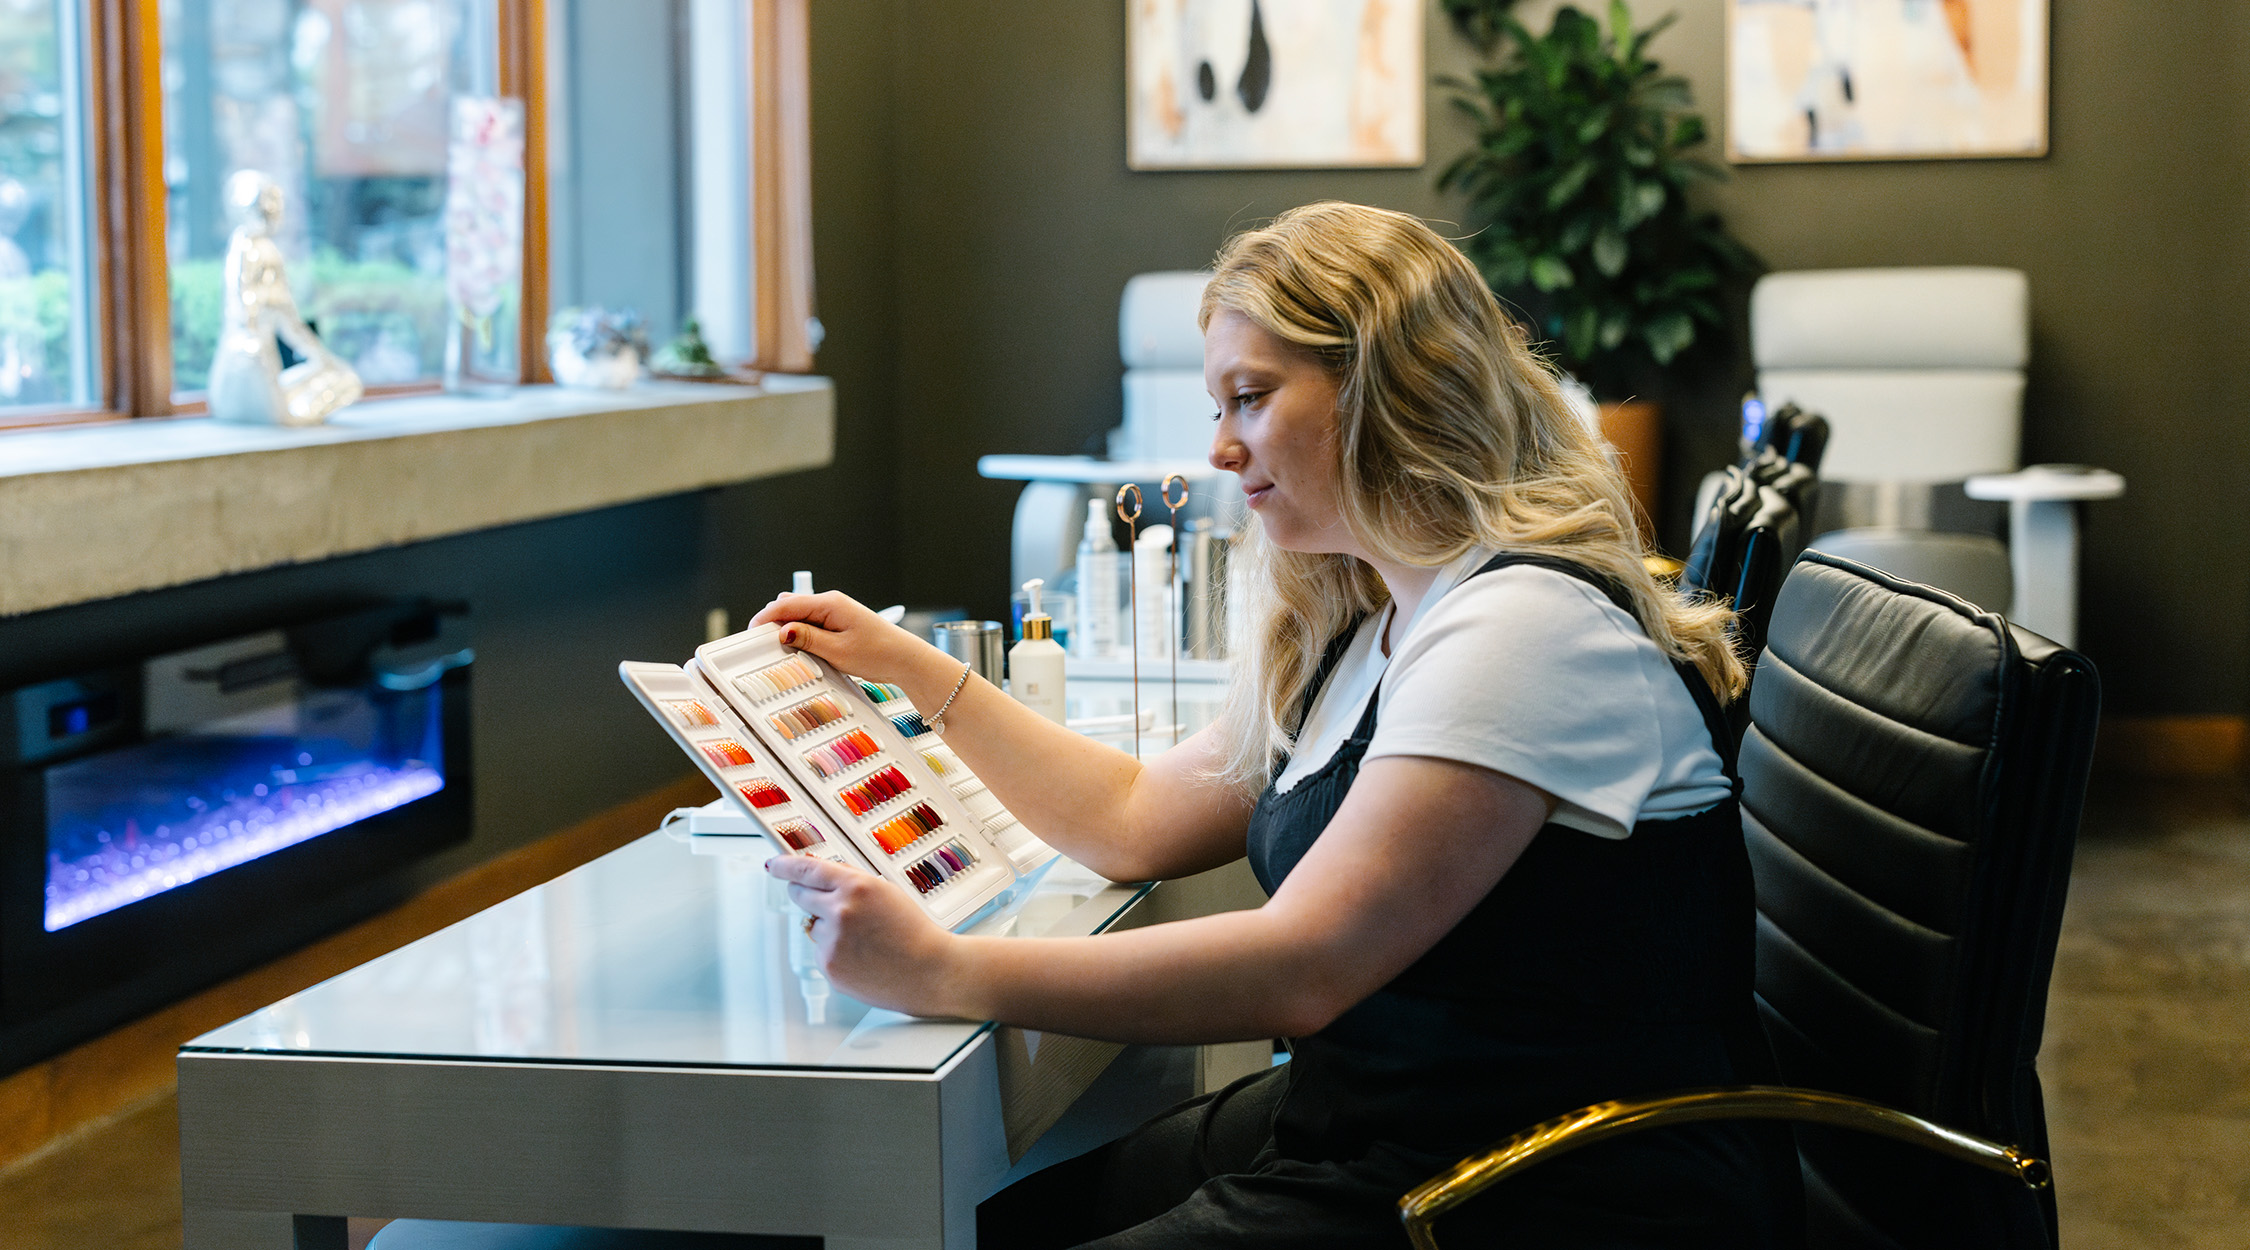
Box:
(1127, 0), (1424, 170)
(1727, 0), (2048, 162)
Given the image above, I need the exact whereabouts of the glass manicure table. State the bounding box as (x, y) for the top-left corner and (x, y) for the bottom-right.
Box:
(178, 825), (1255, 1249)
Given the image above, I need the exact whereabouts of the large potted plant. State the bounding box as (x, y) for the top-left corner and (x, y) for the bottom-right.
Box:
(1440, 0), (1760, 534)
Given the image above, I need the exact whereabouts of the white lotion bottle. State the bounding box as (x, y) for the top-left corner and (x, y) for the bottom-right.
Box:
(1074, 498), (1120, 659)
(1010, 579), (1068, 724)
(1134, 523), (1176, 660)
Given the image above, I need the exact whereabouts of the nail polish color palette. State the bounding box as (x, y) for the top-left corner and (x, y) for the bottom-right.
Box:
(618, 661), (866, 877)
(643, 624), (1015, 928)
(625, 623), (1057, 927)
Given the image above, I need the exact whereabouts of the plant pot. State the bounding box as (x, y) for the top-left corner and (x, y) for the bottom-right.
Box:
(1598, 399), (1661, 545)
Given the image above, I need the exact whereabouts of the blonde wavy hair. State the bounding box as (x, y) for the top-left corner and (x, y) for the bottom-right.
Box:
(1202, 201), (1744, 791)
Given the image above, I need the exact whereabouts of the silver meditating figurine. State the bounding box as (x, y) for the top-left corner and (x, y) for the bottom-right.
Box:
(207, 170), (363, 426)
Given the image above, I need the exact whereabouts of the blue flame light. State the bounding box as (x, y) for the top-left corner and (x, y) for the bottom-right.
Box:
(43, 687), (445, 932)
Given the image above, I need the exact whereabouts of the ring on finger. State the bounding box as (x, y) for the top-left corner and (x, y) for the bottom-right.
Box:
(802, 916), (817, 937)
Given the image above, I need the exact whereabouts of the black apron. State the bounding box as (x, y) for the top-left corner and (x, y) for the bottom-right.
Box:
(1244, 552), (1798, 1243)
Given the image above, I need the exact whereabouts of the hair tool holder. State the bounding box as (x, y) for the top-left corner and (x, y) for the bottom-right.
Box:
(622, 625), (1055, 931)
(1162, 475), (1188, 748)
(1114, 475), (1193, 759)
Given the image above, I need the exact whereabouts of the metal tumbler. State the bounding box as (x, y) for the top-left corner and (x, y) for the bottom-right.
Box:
(932, 619), (1006, 685)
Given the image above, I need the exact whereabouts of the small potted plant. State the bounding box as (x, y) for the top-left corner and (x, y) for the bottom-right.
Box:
(1441, 0), (1761, 531)
(650, 314), (743, 381)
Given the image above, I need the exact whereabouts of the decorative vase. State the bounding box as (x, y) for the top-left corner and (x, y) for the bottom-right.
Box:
(442, 97), (525, 395)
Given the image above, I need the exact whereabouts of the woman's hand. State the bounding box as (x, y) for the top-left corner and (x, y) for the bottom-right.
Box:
(766, 854), (964, 1017)
(749, 591), (953, 694)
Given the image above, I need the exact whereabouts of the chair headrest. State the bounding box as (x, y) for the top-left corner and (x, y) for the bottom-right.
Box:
(1752, 267), (2028, 370)
(1121, 272), (1213, 370)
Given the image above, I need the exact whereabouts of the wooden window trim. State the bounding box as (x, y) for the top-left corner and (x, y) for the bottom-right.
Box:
(92, 0), (172, 418)
(750, 0), (815, 374)
(16, 0), (552, 431)
(499, 0), (552, 385)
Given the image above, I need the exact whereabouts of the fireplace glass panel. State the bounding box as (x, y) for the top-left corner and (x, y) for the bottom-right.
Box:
(42, 650), (447, 932)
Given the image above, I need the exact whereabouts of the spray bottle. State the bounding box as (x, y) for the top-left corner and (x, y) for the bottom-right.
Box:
(1074, 498), (1120, 658)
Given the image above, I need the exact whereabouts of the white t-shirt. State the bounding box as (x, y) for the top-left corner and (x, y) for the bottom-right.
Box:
(1271, 549), (1732, 839)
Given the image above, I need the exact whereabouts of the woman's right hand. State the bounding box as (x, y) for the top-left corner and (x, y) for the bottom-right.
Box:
(748, 591), (954, 693)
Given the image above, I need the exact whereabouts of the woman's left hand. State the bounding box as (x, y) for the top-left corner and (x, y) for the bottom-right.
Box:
(766, 854), (961, 1016)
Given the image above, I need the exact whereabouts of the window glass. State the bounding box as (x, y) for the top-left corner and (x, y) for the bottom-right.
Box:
(161, 0), (499, 394)
(0, 0), (94, 410)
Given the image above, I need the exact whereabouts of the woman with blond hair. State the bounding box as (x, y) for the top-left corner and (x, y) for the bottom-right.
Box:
(756, 202), (1796, 1247)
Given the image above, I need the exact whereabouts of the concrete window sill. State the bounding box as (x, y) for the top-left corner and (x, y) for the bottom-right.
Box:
(0, 378), (834, 617)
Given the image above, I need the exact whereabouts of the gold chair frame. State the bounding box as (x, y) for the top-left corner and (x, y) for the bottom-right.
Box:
(1396, 1086), (2052, 1250)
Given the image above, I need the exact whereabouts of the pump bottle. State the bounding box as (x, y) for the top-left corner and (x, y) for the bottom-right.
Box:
(1074, 498), (1120, 659)
(1009, 579), (1068, 724)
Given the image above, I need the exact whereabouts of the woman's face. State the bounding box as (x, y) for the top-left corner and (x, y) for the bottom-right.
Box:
(1204, 308), (1352, 555)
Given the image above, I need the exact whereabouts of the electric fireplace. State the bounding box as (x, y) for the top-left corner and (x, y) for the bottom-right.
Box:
(1, 600), (473, 1073)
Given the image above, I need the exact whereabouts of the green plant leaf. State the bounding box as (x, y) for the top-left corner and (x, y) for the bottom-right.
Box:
(1437, 151), (1477, 191)
(1592, 227), (1628, 277)
(1625, 11), (1680, 64)
(1621, 179), (1667, 227)
(1439, 0), (1757, 387)
(1566, 305), (1600, 362)
(1558, 215), (1594, 255)
(1638, 78), (1693, 113)
(1546, 158), (1596, 208)
(1644, 312), (1694, 364)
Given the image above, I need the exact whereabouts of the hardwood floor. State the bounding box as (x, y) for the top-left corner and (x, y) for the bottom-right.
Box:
(0, 1092), (179, 1250)
(2, 776), (2244, 1248)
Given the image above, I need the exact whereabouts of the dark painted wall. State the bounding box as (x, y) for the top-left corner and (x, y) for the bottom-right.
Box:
(821, 0), (2248, 718)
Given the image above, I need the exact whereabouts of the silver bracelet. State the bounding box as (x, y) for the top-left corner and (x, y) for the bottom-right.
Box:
(926, 663), (973, 734)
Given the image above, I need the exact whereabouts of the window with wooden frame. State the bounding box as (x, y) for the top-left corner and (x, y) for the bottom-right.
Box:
(0, 0), (549, 429)
(3, 0), (811, 433)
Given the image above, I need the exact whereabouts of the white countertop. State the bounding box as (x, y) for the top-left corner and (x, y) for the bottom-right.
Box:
(0, 379), (834, 616)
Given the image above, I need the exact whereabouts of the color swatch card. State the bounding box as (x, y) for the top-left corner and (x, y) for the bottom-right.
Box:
(618, 661), (872, 877)
(839, 667), (1054, 877)
(623, 624), (1040, 929)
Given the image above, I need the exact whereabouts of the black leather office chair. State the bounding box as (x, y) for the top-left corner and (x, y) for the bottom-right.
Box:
(1685, 406), (1829, 595)
(1759, 403), (1830, 481)
(1401, 551), (2100, 1250)
(1683, 473), (1799, 731)
(1682, 465), (1760, 598)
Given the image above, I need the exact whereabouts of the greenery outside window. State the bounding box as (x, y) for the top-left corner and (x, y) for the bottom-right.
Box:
(0, 0), (97, 422)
